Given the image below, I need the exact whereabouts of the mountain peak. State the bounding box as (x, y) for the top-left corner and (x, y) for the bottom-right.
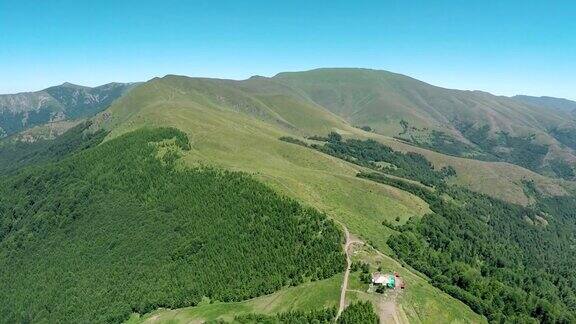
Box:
(59, 82), (87, 89)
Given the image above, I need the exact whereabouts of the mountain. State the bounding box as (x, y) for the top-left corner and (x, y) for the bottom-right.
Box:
(0, 82), (139, 138)
(3, 68), (576, 323)
(93, 71), (576, 322)
(98, 72), (570, 205)
(0, 124), (346, 322)
(271, 68), (571, 136)
(512, 95), (576, 113)
(270, 68), (576, 179)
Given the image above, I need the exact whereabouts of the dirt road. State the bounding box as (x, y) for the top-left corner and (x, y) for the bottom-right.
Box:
(335, 224), (363, 320)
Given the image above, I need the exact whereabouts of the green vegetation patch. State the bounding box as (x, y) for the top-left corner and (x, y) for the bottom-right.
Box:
(284, 132), (455, 187)
(0, 121), (107, 174)
(130, 274), (342, 323)
(230, 308), (336, 323)
(455, 122), (550, 172)
(361, 172), (576, 323)
(0, 127), (345, 323)
(337, 301), (379, 324)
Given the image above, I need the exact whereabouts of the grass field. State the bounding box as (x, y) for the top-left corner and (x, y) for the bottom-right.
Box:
(126, 274), (342, 323)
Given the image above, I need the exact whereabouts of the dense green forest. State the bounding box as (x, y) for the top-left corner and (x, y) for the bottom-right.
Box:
(360, 171), (576, 323)
(336, 301), (379, 324)
(0, 127), (345, 323)
(281, 133), (576, 322)
(227, 308), (336, 323)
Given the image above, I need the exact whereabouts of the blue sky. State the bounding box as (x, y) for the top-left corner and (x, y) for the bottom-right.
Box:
(1, 0), (574, 99)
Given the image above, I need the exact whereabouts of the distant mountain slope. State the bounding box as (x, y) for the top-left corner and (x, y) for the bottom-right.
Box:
(272, 68), (571, 136)
(271, 68), (576, 179)
(512, 95), (576, 113)
(0, 82), (139, 137)
(96, 74), (571, 205)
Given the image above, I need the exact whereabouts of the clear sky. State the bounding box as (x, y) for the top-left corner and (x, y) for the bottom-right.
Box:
(1, 0), (574, 99)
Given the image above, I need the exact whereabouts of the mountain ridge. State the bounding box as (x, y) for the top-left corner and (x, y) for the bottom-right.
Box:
(0, 81), (140, 137)
(512, 94), (576, 113)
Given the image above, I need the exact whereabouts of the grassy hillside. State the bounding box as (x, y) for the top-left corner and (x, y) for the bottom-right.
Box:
(272, 68), (576, 179)
(512, 95), (576, 113)
(0, 127), (346, 323)
(97, 75), (486, 322)
(100, 76), (432, 249)
(129, 274), (342, 323)
(272, 68), (570, 136)
(100, 75), (571, 205)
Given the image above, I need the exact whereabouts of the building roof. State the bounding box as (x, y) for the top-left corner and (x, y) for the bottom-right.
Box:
(372, 272), (397, 286)
(371, 272), (387, 284)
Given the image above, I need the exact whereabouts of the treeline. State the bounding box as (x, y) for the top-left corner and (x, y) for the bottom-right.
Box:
(454, 122), (550, 171)
(0, 121), (107, 174)
(227, 308), (336, 323)
(207, 301), (377, 324)
(396, 120), (575, 180)
(283, 132), (576, 322)
(0, 128), (345, 323)
(362, 171), (576, 323)
(281, 132), (455, 186)
(337, 301), (379, 324)
(396, 120), (485, 158)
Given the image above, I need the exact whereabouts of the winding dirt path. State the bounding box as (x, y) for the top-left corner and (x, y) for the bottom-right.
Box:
(334, 224), (406, 323)
(335, 224), (363, 320)
(335, 225), (351, 320)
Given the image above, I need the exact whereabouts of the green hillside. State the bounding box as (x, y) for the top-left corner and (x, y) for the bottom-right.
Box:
(96, 75), (488, 322)
(272, 68), (576, 179)
(100, 74), (571, 205)
(4, 69), (576, 323)
(0, 127), (345, 322)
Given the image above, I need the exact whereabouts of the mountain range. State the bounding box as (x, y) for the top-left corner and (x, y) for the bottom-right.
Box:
(5, 69), (575, 179)
(0, 82), (138, 137)
(1, 68), (576, 323)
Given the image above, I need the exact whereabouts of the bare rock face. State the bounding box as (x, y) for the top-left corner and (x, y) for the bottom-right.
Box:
(0, 82), (139, 137)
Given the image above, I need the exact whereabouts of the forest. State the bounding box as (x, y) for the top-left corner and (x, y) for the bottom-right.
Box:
(282, 132), (455, 186)
(280, 133), (576, 322)
(396, 120), (575, 180)
(361, 171), (576, 323)
(0, 127), (345, 323)
(225, 301), (377, 324)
